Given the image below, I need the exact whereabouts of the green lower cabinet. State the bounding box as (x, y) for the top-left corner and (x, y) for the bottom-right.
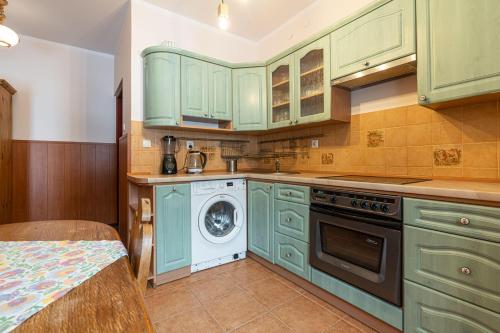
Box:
(274, 232), (311, 280)
(274, 200), (309, 242)
(404, 280), (500, 333)
(155, 184), (191, 274)
(247, 181), (274, 263)
(232, 67), (267, 131)
(311, 269), (403, 330)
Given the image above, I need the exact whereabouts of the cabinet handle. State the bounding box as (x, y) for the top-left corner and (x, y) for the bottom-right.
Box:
(289, 120), (293, 125)
(419, 95), (427, 102)
(175, 121), (180, 126)
(285, 217), (292, 223)
(459, 267), (471, 275)
(364, 61), (370, 67)
(459, 217), (470, 225)
(285, 252), (292, 258)
(172, 187), (176, 192)
(210, 114), (215, 118)
(204, 113), (208, 117)
(294, 120), (299, 124)
(286, 191), (292, 196)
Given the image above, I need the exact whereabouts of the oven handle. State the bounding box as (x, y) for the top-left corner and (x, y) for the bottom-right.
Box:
(310, 205), (402, 229)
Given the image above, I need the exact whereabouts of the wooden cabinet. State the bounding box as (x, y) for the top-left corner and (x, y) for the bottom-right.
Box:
(232, 67), (267, 131)
(268, 55), (295, 129)
(274, 183), (310, 205)
(248, 181), (274, 262)
(155, 184), (191, 274)
(143, 52), (181, 127)
(294, 36), (331, 125)
(405, 281), (500, 333)
(209, 63), (232, 121)
(330, 0), (415, 80)
(274, 232), (311, 280)
(181, 57), (209, 118)
(417, 0), (500, 108)
(274, 200), (309, 242)
(0, 80), (15, 225)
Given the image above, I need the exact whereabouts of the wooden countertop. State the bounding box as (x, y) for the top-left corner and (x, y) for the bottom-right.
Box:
(0, 220), (154, 333)
(128, 171), (500, 205)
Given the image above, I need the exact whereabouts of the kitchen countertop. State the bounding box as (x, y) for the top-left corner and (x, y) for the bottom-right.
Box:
(128, 171), (500, 204)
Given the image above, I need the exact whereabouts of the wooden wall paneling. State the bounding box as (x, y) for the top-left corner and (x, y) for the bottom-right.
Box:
(11, 142), (27, 222)
(27, 142), (48, 221)
(64, 143), (81, 220)
(118, 135), (128, 241)
(80, 144), (96, 221)
(47, 143), (65, 220)
(109, 144), (118, 224)
(95, 144), (117, 224)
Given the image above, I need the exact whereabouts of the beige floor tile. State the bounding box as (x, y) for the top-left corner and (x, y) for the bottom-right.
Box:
(271, 273), (307, 294)
(243, 277), (301, 309)
(219, 264), (274, 285)
(145, 278), (187, 297)
(233, 313), (292, 333)
(145, 287), (201, 323)
(189, 273), (243, 304)
(327, 320), (365, 333)
(154, 307), (223, 333)
(272, 296), (340, 333)
(302, 291), (348, 318)
(204, 290), (267, 331)
(342, 316), (377, 333)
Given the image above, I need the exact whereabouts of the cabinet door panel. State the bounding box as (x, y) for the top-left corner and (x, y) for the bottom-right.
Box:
(274, 183), (310, 205)
(209, 64), (232, 120)
(232, 67), (267, 131)
(155, 184), (191, 274)
(274, 200), (309, 242)
(417, 0), (500, 105)
(294, 36), (331, 124)
(181, 57), (209, 118)
(248, 181), (274, 262)
(268, 55), (295, 129)
(144, 53), (181, 127)
(330, 0), (415, 79)
(274, 232), (311, 280)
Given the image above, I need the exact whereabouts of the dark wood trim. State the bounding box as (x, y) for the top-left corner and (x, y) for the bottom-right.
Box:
(13, 139), (115, 145)
(248, 252), (402, 333)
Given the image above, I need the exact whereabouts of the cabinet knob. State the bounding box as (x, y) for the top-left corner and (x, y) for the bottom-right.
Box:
(286, 191), (292, 196)
(294, 120), (299, 124)
(285, 252), (292, 258)
(204, 113), (208, 117)
(459, 217), (470, 225)
(459, 267), (471, 275)
(286, 217), (292, 223)
(172, 187), (176, 192)
(419, 95), (427, 102)
(289, 120), (293, 125)
(175, 121), (180, 126)
(210, 114), (215, 118)
(364, 61), (370, 67)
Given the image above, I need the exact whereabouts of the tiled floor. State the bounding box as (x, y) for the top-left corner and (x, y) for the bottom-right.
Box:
(145, 258), (377, 333)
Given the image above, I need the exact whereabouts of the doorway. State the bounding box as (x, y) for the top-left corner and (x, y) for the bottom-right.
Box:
(115, 81), (128, 243)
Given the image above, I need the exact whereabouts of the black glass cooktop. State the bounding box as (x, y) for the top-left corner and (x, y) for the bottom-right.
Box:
(318, 175), (430, 185)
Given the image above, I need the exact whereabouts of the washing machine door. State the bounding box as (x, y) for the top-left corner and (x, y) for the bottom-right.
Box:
(199, 194), (244, 244)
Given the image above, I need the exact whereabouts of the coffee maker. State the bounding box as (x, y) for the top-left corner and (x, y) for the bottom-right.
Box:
(161, 136), (178, 174)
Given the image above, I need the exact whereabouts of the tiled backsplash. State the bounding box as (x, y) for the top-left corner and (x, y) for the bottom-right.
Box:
(131, 100), (500, 180)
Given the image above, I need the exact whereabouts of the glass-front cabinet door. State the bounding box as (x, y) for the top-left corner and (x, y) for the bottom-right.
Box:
(294, 35), (331, 124)
(268, 55), (294, 129)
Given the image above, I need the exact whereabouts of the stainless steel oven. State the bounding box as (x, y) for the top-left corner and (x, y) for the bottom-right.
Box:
(309, 187), (402, 306)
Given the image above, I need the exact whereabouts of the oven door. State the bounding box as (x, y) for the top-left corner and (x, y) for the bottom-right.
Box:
(309, 205), (401, 306)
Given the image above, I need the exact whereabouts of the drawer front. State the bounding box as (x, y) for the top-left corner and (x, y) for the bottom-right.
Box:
(274, 183), (310, 205)
(274, 200), (309, 242)
(404, 281), (500, 333)
(404, 198), (500, 243)
(405, 226), (500, 313)
(274, 232), (311, 280)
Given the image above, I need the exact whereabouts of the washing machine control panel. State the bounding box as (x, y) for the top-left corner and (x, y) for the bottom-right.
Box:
(192, 179), (246, 194)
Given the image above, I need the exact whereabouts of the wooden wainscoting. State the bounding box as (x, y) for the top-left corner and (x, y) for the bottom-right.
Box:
(10, 140), (117, 224)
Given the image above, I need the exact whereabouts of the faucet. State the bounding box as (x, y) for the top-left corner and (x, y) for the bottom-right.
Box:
(275, 158), (281, 173)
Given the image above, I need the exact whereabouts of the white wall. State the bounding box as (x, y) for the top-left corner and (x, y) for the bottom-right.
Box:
(130, 0), (259, 121)
(0, 35), (115, 143)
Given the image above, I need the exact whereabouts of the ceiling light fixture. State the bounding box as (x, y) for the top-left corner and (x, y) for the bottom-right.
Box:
(218, 0), (229, 30)
(0, 0), (19, 47)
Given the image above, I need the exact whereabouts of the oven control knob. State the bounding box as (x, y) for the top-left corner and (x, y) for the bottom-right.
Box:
(351, 199), (357, 207)
(370, 203), (379, 211)
(361, 201), (369, 209)
(380, 204), (389, 213)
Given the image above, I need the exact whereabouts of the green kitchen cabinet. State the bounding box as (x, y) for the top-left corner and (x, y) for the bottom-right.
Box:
(155, 184), (191, 274)
(232, 67), (267, 131)
(294, 36), (331, 124)
(209, 63), (232, 121)
(330, 0), (415, 80)
(181, 56), (209, 118)
(405, 280), (500, 333)
(268, 55), (295, 129)
(274, 232), (311, 280)
(274, 200), (309, 242)
(248, 181), (274, 262)
(143, 52), (181, 127)
(274, 183), (310, 205)
(417, 0), (500, 107)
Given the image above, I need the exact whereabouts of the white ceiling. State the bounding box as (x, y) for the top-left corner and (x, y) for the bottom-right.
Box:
(145, 0), (318, 41)
(5, 0), (128, 54)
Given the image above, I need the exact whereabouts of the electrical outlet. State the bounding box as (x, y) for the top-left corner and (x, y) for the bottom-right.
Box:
(311, 139), (319, 149)
(142, 139), (152, 148)
(186, 140), (194, 150)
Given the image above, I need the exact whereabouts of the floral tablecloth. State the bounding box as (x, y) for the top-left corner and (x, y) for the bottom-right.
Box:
(0, 240), (127, 333)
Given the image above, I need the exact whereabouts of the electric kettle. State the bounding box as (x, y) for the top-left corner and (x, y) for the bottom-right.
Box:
(186, 150), (207, 173)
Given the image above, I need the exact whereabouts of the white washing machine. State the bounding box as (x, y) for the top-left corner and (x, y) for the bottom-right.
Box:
(191, 179), (247, 272)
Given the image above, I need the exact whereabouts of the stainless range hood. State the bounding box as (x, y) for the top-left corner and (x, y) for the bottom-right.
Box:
(331, 54), (416, 90)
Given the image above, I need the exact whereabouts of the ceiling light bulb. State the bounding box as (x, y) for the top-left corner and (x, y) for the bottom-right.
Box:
(218, 1), (229, 30)
(0, 24), (19, 47)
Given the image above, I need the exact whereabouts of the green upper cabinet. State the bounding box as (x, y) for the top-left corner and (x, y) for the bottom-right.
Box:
(330, 0), (416, 80)
(417, 0), (500, 107)
(294, 36), (331, 125)
(181, 56), (209, 118)
(232, 67), (267, 131)
(143, 52), (181, 127)
(268, 55), (295, 129)
(155, 184), (191, 274)
(209, 63), (232, 121)
(248, 181), (274, 263)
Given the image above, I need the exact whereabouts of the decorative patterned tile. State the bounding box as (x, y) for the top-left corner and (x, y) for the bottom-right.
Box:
(433, 146), (462, 167)
(366, 130), (384, 147)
